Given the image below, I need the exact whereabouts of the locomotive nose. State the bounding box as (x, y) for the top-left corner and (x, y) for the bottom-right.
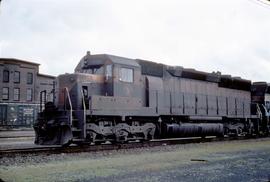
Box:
(34, 117), (74, 145)
(34, 101), (74, 145)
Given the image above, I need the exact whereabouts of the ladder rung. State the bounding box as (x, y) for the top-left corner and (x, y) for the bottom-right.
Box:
(72, 138), (84, 142)
(72, 128), (81, 132)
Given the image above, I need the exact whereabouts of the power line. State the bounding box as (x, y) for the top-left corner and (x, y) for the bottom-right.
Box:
(256, 0), (270, 6)
(248, 0), (270, 10)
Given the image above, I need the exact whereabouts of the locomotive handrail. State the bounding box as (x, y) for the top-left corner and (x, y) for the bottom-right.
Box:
(39, 90), (47, 112)
(64, 87), (73, 126)
(262, 105), (269, 116)
(256, 104), (262, 119)
(81, 89), (86, 138)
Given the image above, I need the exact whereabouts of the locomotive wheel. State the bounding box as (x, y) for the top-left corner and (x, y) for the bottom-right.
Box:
(116, 130), (129, 143)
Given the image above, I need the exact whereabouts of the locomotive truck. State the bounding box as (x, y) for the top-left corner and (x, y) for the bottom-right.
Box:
(34, 51), (270, 145)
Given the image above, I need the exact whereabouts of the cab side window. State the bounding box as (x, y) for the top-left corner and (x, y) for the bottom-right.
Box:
(106, 65), (112, 77)
(119, 68), (133, 83)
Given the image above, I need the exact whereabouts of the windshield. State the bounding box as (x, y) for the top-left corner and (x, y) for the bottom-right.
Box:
(80, 65), (104, 75)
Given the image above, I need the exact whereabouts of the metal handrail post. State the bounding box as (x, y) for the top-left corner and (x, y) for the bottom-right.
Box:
(64, 87), (73, 126)
(81, 89), (86, 138)
(257, 104), (262, 120)
(39, 90), (46, 112)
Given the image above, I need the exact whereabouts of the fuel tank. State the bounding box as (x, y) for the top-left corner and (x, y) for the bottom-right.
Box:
(164, 123), (224, 137)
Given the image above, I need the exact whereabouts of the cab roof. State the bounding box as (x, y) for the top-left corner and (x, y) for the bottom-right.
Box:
(75, 52), (139, 72)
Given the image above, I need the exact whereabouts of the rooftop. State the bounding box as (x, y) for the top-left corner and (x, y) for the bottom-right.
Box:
(0, 58), (40, 66)
(37, 73), (56, 79)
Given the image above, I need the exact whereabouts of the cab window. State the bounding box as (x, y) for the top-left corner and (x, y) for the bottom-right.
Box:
(91, 65), (104, 74)
(106, 65), (112, 77)
(119, 68), (133, 83)
(82, 65), (104, 75)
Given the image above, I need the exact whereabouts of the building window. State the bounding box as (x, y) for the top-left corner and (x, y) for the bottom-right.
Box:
(14, 71), (20, 83)
(3, 70), (9, 82)
(26, 88), (32, 101)
(27, 72), (33, 84)
(13, 88), (20, 101)
(2, 87), (9, 100)
(119, 68), (133, 83)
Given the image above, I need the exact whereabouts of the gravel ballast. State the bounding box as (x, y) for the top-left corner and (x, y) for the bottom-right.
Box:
(1, 138), (270, 182)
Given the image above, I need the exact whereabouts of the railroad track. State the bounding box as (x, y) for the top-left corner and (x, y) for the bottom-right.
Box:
(0, 135), (260, 157)
(0, 136), (34, 139)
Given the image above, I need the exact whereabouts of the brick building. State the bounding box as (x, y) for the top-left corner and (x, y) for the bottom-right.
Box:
(0, 58), (55, 127)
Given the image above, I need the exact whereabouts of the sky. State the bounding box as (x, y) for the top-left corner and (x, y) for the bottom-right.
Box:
(0, 0), (270, 82)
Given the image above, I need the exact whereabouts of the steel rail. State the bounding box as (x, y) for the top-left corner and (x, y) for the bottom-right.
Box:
(0, 135), (262, 158)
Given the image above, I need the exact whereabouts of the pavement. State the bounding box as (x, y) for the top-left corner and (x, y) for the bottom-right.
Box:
(0, 129), (34, 138)
(0, 130), (35, 150)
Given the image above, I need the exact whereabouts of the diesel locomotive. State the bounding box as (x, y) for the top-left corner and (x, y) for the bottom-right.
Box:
(34, 51), (270, 145)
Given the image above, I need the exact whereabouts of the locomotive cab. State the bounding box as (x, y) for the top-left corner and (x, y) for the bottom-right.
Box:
(251, 82), (270, 135)
(34, 52), (152, 145)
